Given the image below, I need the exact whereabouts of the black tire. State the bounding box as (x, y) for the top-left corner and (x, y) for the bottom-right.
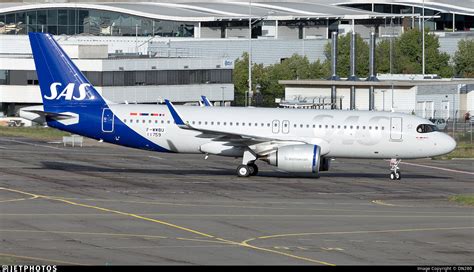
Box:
(396, 171), (401, 180)
(248, 164), (259, 176)
(390, 171), (396, 180)
(237, 165), (250, 177)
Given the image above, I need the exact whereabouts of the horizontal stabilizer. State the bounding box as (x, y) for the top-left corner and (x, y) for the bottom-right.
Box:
(23, 110), (75, 119)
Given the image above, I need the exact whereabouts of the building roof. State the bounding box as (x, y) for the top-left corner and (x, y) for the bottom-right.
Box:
(0, 1), (408, 22)
(279, 79), (474, 88)
(329, 0), (474, 16)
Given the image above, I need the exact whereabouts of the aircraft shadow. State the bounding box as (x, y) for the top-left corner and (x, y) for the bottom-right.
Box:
(37, 161), (447, 180)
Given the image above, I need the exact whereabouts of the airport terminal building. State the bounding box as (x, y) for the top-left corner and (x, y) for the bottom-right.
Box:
(1, 0), (473, 116)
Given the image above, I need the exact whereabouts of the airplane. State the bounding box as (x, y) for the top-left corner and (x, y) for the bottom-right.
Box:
(20, 32), (457, 180)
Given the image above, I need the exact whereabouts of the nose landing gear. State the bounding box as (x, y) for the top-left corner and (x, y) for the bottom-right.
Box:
(389, 159), (402, 180)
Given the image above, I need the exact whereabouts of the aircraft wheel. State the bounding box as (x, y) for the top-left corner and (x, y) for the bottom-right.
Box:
(396, 171), (401, 180)
(390, 171), (396, 180)
(248, 164), (259, 176)
(237, 165), (250, 177)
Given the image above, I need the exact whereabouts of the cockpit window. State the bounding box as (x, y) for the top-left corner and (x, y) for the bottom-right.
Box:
(416, 124), (439, 133)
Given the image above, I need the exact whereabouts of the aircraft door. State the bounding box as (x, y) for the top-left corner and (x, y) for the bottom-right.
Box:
(272, 120), (280, 134)
(390, 117), (402, 141)
(282, 120), (290, 134)
(102, 108), (114, 133)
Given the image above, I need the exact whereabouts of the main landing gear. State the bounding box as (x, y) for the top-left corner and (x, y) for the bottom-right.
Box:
(236, 163), (259, 177)
(237, 149), (258, 177)
(389, 158), (402, 180)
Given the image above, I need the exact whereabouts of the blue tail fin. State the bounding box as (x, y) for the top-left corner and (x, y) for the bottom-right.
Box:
(28, 32), (107, 111)
(201, 95), (213, 107)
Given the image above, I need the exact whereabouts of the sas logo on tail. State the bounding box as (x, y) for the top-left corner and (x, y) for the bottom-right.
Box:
(45, 83), (93, 101)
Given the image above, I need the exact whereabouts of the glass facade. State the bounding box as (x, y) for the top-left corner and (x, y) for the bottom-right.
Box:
(0, 69), (232, 86)
(0, 8), (195, 37)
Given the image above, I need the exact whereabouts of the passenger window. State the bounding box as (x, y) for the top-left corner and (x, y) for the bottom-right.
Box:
(338, 125), (341, 129)
(319, 125), (322, 128)
(211, 121), (214, 125)
(375, 126), (378, 130)
(230, 122), (233, 126)
(331, 125), (334, 129)
(362, 126), (366, 129)
(142, 120), (146, 123)
(205, 121), (208, 125)
(124, 119), (127, 123)
(217, 122), (220, 125)
(261, 123), (264, 127)
(248, 123), (252, 127)
(350, 125), (353, 129)
(236, 122), (239, 126)
(155, 120), (158, 124)
(325, 125), (328, 128)
(149, 120), (152, 123)
(294, 124), (297, 128)
(242, 123), (245, 126)
(300, 124), (303, 128)
(167, 120), (170, 124)
(356, 126), (359, 129)
(306, 124), (309, 128)
(223, 122), (226, 126)
(313, 124), (315, 128)
(381, 126), (384, 130)
(369, 126), (372, 130)
(344, 125), (347, 129)
(267, 123), (270, 127)
(198, 121), (201, 125)
(255, 123), (258, 126)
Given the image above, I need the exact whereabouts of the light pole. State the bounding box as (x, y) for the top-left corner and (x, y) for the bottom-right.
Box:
(220, 86), (225, 106)
(248, 0), (252, 107)
(381, 90), (386, 111)
(135, 24), (139, 54)
(422, 0), (425, 76)
(452, 92), (456, 135)
(447, 92), (456, 135)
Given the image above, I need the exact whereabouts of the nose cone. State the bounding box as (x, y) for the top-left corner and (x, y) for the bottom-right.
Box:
(440, 134), (457, 155)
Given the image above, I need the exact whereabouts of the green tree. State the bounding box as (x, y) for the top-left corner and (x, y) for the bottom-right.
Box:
(375, 39), (391, 74)
(232, 52), (250, 106)
(309, 59), (330, 79)
(395, 28), (452, 77)
(453, 39), (474, 77)
(324, 33), (369, 78)
(233, 53), (329, 107)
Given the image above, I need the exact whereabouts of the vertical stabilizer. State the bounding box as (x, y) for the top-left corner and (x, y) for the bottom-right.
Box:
(28, 32), (107, 111)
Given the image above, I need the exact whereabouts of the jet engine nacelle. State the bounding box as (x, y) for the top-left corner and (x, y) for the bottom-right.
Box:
(266, 144), (321, 175)
(319, 157), (330, 171)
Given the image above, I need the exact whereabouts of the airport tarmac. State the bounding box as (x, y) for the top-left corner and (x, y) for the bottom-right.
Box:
(0, 136), (472, 265)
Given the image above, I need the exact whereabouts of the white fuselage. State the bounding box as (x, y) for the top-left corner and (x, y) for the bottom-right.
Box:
(108, 105), (456, 159)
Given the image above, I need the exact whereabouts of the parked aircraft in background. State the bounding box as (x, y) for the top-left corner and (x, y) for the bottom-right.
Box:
(20, 33), (456, 180)
(201, 96), (213, 107)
